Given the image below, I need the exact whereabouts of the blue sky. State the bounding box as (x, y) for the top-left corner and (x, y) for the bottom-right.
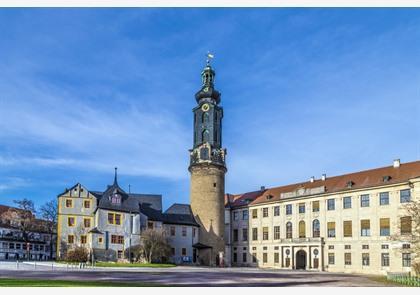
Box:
(0, 8), (419, 212)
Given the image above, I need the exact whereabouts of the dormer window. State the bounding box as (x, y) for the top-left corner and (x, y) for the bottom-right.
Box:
(383, 175), (391, 182)
(346, 181), (354, 188)
(110, 193), (121, 204)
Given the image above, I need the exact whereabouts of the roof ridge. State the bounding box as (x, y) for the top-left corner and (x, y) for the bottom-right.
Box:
(230, 160), (420, 197)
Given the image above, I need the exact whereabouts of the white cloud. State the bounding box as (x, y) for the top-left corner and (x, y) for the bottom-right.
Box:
(0, 177), (30, 192)
(0, 58), (191, 180)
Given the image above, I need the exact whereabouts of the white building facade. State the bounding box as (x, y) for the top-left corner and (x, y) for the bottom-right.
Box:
(225, 159), (419, 274)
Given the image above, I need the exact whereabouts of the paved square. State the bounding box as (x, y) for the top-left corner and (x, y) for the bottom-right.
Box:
(0, 262), (388, 286)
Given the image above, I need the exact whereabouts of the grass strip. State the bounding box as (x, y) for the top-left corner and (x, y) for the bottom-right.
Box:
(0, 278), (161, 287)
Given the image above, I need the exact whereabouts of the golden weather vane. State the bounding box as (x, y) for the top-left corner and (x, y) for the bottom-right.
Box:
(206, 51), (214, 65)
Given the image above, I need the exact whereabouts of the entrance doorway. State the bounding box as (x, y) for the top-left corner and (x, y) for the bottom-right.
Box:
(295, 250), (307, 269)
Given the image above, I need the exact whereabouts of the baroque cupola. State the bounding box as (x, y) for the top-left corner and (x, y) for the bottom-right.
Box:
(194, 59), (221, 105)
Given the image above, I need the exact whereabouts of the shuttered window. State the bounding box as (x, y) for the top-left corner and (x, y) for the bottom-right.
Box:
(380, 218), (390, 236)
(343, 221), (352, 237)
(312, 201), (320, 212)
(252, 209), (258, 219)
(361, 219), (370, 236)
(299, 221), (306, 238)
(401, 216), (412, 234)
(327, 222), (336, 238)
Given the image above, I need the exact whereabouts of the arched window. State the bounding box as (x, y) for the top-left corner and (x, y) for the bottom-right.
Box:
(202, 112), (209, 123)
(202, 129), (209, 143)
(286, 222), (293, 239)
(312, 219), (320, 238)
(299, 220), (306, 238)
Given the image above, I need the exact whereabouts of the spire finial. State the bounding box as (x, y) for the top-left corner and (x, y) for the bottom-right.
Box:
(114, 167), (118, 186)
(206, 51), (214, 66)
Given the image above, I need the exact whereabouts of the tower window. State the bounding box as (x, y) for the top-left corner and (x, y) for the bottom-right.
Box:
(213, 183), (216, 187)
(200, 147), (209, 160)
(202, 130), (209, 143)
(202, 112), (209, 123)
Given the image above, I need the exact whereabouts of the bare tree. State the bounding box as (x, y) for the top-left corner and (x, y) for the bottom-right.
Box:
(39, 199), (58, 259)
(391, 200), (420, 275)
(138, 228), (171, 263)
(13, 198), (36, 214)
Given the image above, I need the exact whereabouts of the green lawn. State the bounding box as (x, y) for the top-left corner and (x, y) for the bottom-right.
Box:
(0, 278), (160, 287)
(94, 262), (176, 268)
(368, 275), (414, 287)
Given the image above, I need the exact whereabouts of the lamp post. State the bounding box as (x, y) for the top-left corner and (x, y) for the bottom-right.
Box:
(129, 212), (133, 263)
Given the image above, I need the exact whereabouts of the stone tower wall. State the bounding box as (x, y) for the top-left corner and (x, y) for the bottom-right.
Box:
(190, 164), (226, 265)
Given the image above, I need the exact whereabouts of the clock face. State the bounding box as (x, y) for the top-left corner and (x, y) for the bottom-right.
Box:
(204, 87), (209, 92)
(201, 103), (210, 112)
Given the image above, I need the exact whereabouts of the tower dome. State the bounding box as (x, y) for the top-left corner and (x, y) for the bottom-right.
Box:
(194, 64), (221, 104)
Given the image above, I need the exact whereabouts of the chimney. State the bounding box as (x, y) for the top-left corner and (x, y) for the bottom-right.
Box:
(393, 159), (400, 168)
(321, 174), (326, 181)
(310, 176), (315, 183)
(260, 186), (266, 191)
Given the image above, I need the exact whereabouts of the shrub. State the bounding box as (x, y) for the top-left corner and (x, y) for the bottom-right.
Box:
(66, 246), (89, 263)
(412, 261), (420, 277)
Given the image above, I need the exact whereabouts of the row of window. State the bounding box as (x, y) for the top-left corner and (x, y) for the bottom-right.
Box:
(0, 242), (50, 252)
(328, 252), (412, 267)
(233, 252), (284, 264)
(232, 189), (411, 221)
(67, 234), (122, 245)
(170, 247), (188, 256)
(65, 199), (91, 209)
(169, 226), (196, 238)
(232, 216), (412, 241)
(67, 217), (92, 228)
(232, 251), (411, 267)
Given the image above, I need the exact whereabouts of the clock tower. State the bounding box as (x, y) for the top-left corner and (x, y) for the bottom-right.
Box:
(189, 57), (227, 266)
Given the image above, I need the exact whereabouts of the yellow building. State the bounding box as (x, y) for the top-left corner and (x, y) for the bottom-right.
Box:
(225, 159), (419, 274)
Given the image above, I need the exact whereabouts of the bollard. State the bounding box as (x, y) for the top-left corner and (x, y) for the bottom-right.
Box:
(34, 261), (36, 270)
(51, 262), (54, 271)
(16, 260), (19, 270)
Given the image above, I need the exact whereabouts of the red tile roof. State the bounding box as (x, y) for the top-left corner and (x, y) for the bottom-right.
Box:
(226, 160), (420, 208)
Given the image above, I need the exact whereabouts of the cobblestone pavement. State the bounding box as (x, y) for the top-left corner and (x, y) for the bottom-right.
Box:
(0, 261), (386, 286)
